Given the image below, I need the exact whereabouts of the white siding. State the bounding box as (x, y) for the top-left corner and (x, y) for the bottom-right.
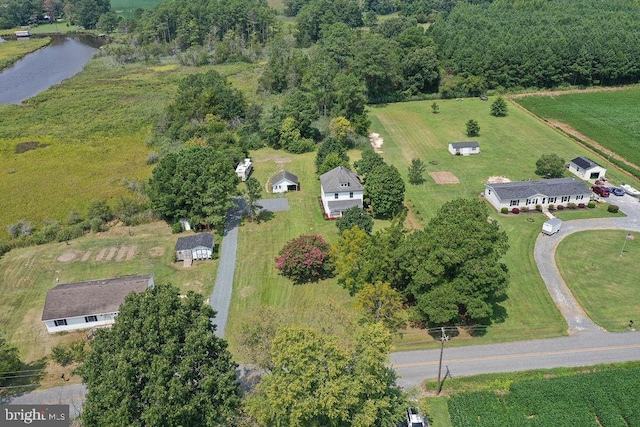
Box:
(44, 312), (118, 333)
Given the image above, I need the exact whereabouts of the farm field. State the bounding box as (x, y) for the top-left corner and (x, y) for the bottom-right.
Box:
(0, 38), (50, 71)
(446, 365), (640, 426)
(556, 230), (640, 331)
(0, 222), (218, 364)
(515, 86), (640, 168)
(111, 0), (167, 17)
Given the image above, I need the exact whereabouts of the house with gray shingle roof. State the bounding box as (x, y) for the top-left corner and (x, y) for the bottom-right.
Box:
(319, 166), (364, 218)
(175, 233), (215, 261)
(272, 170), (299, 193)
(485, 178), (591, 212)
(448, 141), (480, 156)
(568, 156), (606, 181)
(42, 274), (153, 333)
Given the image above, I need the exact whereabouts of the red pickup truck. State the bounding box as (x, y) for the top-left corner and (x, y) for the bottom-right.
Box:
(592, 185), (610, 197)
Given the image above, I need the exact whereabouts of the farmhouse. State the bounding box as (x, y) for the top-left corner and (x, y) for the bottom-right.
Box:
(235, 158), (252, 182)
(485, 178), (591, 211)
(41, 274), (154, 333)
(175, 232), (215, 261)
(568, 156), (606, 180)
(272, 170), (299, 193)
(448, 141), (480, 156)
(319, 166), (364, 218)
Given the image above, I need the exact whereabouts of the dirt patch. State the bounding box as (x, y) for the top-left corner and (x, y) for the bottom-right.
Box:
(56, 251), (79, 263)
(369, 132), (384, 153)
(148, 246), (165, 258)
(81, 251), (91, 262)
(508, 86), (631, 99)
(15, 141), (49, 154)
(116, 246), (128, 262)
(126, 245), (138, 261)
(429, 171), (460, 184)
(95, 247), (107, 261)
(255, 157), (292, 164)
(105, 246), (117, 261)
(487, 176), (512, 184)
(239, 286), (255, 299)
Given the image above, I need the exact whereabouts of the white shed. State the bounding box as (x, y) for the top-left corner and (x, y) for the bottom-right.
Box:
(272, 170), (299, 193)
(235, 158), (252, 182)
(542, 218), (562, 235)
(568, 156), (606, 181)
(448, 141), (480, 156)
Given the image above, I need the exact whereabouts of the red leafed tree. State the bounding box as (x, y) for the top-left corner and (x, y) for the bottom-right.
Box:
(275, 234), (333, 284)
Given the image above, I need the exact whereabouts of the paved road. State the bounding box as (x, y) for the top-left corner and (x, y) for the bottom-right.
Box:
(2, 384), (87, 419)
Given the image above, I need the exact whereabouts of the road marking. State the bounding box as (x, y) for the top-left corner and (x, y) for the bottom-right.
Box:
(393, 343), (640, 368)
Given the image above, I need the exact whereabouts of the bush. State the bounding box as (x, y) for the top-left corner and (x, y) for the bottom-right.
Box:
(578, 203), (586, 208)
(69, 340), (86, 362)
(51, 345), (73, 367)
(0, 241), (11, 258)
(557, 204), (564, 210)
(501, 207), (509, 214)
(587, 201), (596, 208)
(172, 222), (183, 233)
(535, 204), (542, 211)
(275, 234), (333, 284)
(521, 206), (529, 212)
(511, 207), (520, 214)
(567, 203), (577, 209)
(548, 204), (555, 211)
(608, 204), (619, 213)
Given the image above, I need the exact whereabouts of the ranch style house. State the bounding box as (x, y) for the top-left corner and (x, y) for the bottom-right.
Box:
(272, 170), (299, 193)
(42, 274), (154, 333)
(448, 141), (480, 156)
(568, 156), (606, 181)
(320, 166), (364, 218)
(485, 178), (591, 211)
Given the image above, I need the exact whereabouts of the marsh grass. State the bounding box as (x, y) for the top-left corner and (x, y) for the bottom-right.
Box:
(0, 38), (51, 71)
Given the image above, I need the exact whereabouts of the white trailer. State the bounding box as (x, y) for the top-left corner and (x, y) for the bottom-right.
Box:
(542, 218), (562, 235)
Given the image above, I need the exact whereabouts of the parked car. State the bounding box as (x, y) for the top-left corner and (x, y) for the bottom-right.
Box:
(592, 185), (610, 197)
(612, 187), (625, 196)
(480, 95), (488, 101)
(406, 407), (429, 427)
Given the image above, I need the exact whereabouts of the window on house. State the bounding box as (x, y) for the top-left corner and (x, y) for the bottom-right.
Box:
(510, 200), (519, 206)
(349, 192), (353, 198)
(576, 195), (584, 200)
(562, 196), (569, 202)
(548, 197), (556, 203)
(334, 193), (339, 199)
(54, 319), (67, 327)
(85, 315), (98, 323)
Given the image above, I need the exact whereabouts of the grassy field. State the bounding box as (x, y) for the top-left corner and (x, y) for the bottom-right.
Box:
(515, 87), (640, 167)
(555, 230), (640, 331)
(0, 222), (218, 364)
(0, 38), (50, 71)
(111, 0), (167, 17)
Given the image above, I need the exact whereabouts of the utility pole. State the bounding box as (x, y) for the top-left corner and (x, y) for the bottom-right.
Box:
(436, 326), (449, 395)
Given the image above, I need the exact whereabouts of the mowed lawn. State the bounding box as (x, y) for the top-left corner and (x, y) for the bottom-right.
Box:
(0, 222), (218, 363)
(556, 230), (640, 331)
(367, 97), (636, 348)
(515, 86), (640, 167)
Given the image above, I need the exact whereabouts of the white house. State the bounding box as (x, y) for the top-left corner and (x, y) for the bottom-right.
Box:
(448, 141), (480, 156)
(319, 166), (364, 218)
(41, 274), (154, 333)
(235, 158), (252, 182)
(175, 233), (214, 261)
(484, 178), (591, 212)
(272, 170), (299, 193)
(568, 156), (606, 180)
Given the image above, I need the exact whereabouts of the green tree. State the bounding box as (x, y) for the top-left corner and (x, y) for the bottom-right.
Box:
(365, 164), (405, 218)
(401, 198), (509, 325)
(330, 226), (371, 295)
(246, 324), (404, 426)
(70, 0), (110, 29)
(244, 177), (262, 222)
(0, 334), (21, 387)
(279, 117), (315, 154)
(147, 146), (238, 231)
(79, 283), (241, 426)
(318, 152), (351, 175)
(431, 102), (439, 114)
(329, 116), (352, 145)
(96, 11), (119, 33)
(466, 119), (480, 137)
(354, 149), (384, 180)
(275, 234), (333, 284)
(316, 137), (349, 173)
(407, 158), (426, 185)
(87, 199), (113, 223)
(490, 96), (508, 117)
(336, 206), (374, 234)
(355, 281), (407, 333)
(535, 154), (566, 178)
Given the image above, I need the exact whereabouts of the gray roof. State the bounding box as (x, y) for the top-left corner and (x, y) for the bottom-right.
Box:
(487, 178), (590, 200)
(450, 141), (479, 149)
(320, 166), (363, 193)
(42, 274), (152, 321)
(272, 170), (298, 185)
(571, 156), (601, 170)
(175, 233), (214, 251)
(327, 199), (363, 212)
(545, 218), (562, 226)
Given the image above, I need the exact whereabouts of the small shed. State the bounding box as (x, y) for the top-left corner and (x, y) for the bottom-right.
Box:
(448, 141), (480, 156)
(542, 218), (562, 235)
(175, 233), (215, 261)
(272, 170), (299, 193)
(568, 156), (606, 180)
(235, 158), (252, 182)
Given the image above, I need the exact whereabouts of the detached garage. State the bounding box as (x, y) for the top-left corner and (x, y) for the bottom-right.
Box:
(568, 156), (606, 180)
(175, 233), (215, 262)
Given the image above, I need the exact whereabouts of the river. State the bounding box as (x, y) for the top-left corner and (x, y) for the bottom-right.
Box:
(0, 35), (101, 105)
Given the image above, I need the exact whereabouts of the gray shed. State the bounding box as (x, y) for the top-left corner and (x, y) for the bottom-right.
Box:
(175, 233), (215, 261)
(542, 218), (562, 235)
